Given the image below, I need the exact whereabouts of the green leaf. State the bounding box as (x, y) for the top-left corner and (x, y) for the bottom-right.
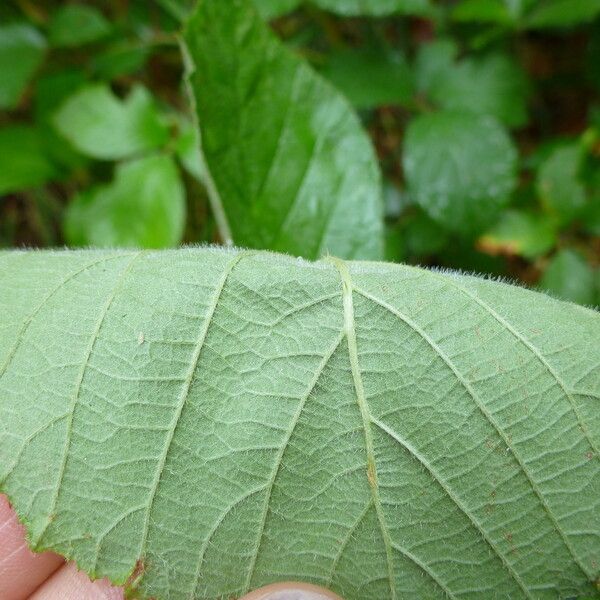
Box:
(478, 209), (557, 259)
(319, 48), (414, 110)
(526, 0), (600, 27)
(0, 126), (56, 195)
(0, 249), (599, 600)
(254, 0), (302, 19)
(310, 0), (432, 16)
(183, 0), (384, 259)
(48, 4), (112, 48)
(91, 43), (150, 80)
(402, 210), (450, 257)
(0, 23), (46, 110)
(174, 121), (207, 183)
(428, 53), (530, 128)
(539, 249), (597, 305)
(64, 155), (185, 248)
(451, 0), (514, 23)
(537, 143), (587, 224)
(403, 111), (518, 234)
(53, 84), (170, 161)
(414, 39), (458, 95)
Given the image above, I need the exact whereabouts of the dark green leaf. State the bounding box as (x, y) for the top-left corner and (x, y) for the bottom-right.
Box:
(0, 23), (45, 110)
(255, 0), (302, 18)
(319, 49), (414, 109)
(0, 126), (56, 195)
(403, 111), (518, 234)
(451, 0), (514, 23)
(527, 0), (600, 28)
(539, 249), (597, 305)
(183, 0), (384, 259)
(53, 85), (170, 161)
(48, 4), (112, 48)
(537, 143), (587, 224)
(402, 210), (450, 257)
(64, 155), (186, 248)
(91, 44), (151, 80)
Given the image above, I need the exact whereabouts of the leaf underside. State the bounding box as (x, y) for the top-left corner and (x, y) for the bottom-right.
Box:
(0, 248), (599, 600)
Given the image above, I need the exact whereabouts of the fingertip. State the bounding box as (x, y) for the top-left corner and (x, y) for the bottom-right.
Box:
(239, 581), (344, 600)
(29, 562), (124, 600)
(0, 494), (64, 600)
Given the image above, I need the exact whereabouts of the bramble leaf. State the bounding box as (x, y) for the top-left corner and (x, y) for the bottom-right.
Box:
(0, 248), (599, 600)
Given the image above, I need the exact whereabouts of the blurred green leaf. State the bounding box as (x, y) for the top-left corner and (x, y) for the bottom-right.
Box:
(539, 249), (597, 305)
(415, 39), (458, 95)
(33, 69), (90, 171)
(255, 0), (302, 18)
(402, 210), (450, 257)
(403, 111), (518, 234)
(320, 48), (414, 109)
(174, 121), (206, 182)
(428, 53), (530, 128)
(184, 0), (384, 259)
(0, 126), (56, 195)
(64, 155), (185, 248)
(584, 183), (600, 236)
(34, 69), (87, 119)
(0, 23), (45, 110)
(451, 0), (514, 23)
(48, 4), (112, 48)
(91, 43), (150, 79)
(478, 209), (557, 259)
(312, 0), (432, 15)
(537, 142), (587, 224)
(527, 0), (600, 28)
(53, 84), (170, 160)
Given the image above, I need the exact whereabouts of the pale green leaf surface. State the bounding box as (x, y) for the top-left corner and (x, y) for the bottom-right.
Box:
(64, 155), (186, 248)
(52, 84), (170, 161)
(0, 248), (599, 600)
(183, 0), (384, 260)
(403, 111), (518, 234)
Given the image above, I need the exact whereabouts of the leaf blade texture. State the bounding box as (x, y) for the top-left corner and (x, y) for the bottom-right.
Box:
(183, 0), (384, 260)
(1, 248), (599, 599)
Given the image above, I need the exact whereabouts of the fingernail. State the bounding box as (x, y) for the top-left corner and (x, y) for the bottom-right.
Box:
(240, 581), (344, 600)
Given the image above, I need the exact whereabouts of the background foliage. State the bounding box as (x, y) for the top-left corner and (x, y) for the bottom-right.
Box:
(1, 0), (599, 305)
